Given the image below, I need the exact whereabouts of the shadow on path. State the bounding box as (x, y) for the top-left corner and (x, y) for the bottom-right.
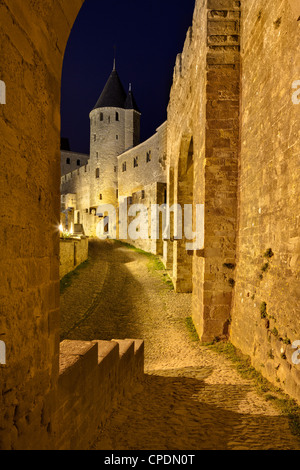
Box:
(93, 366), (297, 450)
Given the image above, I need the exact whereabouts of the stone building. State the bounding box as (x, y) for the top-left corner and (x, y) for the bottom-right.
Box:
(61, 150), (89, 177)
(0, 0), (300, 450)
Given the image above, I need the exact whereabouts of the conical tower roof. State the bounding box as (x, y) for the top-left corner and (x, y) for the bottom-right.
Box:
(125, 84), (140, 113)
(93, 67), (127, 110)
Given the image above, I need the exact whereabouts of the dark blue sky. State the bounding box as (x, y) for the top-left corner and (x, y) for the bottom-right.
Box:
(61, 0), (196, 154)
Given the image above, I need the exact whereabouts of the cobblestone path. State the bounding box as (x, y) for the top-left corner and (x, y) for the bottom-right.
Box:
(60, 240), (300, 450)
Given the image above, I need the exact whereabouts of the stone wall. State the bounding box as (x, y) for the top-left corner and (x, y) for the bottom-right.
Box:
(118, 121), (167, 199)
(230, 0), (300, 402)
(59, 238), (89, 279)
(167, 0), (240, 336)
(0, 0), (85, 450)
(61, 150), (89, 176)
(52, 339), (144, 450)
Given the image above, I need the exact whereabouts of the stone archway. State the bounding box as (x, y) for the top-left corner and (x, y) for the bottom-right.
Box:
(172, 133), (194, 293)
(0, 0), (85, 450)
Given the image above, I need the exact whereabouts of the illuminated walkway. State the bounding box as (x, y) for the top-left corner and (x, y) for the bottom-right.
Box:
(60, 240), (300, 450)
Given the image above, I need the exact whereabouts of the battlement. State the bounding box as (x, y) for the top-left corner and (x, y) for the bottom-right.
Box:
(51, 339), (143, 450)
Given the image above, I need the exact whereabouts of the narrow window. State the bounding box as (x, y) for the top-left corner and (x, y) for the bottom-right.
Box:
(96, 168), (100, 179)
(116, 135), (119, 140)
(141, 190), (145, 199)
(116, 112), (119, 121)
(94, 134), (96, 142)
(77, 160), (81, 166)
(122, 162), (127, 172)
(66, 158), (71, 165)
(100, 113), (104, 121)
(134, 157), (139, 168)
(114, 166), (117, 173)
(146, 151), (151, 163)
(99, 194), (103, 200)
(108, 116), (111, 124)
(96, 152), (99, 159)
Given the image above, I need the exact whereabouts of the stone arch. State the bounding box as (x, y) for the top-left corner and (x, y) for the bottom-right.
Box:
(0, 0), (86, 450)
(173, 132), (194, 293)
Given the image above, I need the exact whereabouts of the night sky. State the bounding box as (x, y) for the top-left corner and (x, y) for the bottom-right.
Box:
(61, 0), (196, 155)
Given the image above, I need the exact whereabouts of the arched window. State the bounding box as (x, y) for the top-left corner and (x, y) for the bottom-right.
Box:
(116, 112), (119, 121)
(66, 158), (71, 164)
(96, 168), (100, 179)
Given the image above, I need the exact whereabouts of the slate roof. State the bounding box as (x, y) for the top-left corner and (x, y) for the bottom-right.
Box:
(93, 69), (127, 110)
(125, 89), (140, 113)
(93, 69), (140, 113)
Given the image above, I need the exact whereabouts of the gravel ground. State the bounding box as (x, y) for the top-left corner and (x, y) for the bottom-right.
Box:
(60, 239), (300, 450)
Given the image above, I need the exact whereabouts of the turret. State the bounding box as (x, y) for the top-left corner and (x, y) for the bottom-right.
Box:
(125, 83), (141, 150)
(88, 64), (141, 210)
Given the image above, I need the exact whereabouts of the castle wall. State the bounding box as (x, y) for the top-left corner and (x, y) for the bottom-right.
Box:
(230, 0), (300, 401)
(61, 150), (89, 176)
(118, 122), (167, 198)
(167, 0), (240, 336)
(118, 122), (167, 254)
(59, 238), (89, 279)
(52, 339), (144, 450)
(0, 0), (86, 450)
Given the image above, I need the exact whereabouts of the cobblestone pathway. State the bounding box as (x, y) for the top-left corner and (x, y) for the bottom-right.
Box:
(60, 240), (300, 450)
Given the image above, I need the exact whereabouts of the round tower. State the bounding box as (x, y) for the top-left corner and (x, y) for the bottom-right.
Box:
(89, 64), (141, 214)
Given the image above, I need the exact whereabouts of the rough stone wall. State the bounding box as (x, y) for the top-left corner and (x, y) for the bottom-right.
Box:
(59, 238), (89, 279)
(230, 0), (300, 401)
(167, 3), (206, 296)
(0, 0), (85, 449)
(167, 0), (240, 336)
(52, 339), (144, 450)
(61, 164), (98, 236)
